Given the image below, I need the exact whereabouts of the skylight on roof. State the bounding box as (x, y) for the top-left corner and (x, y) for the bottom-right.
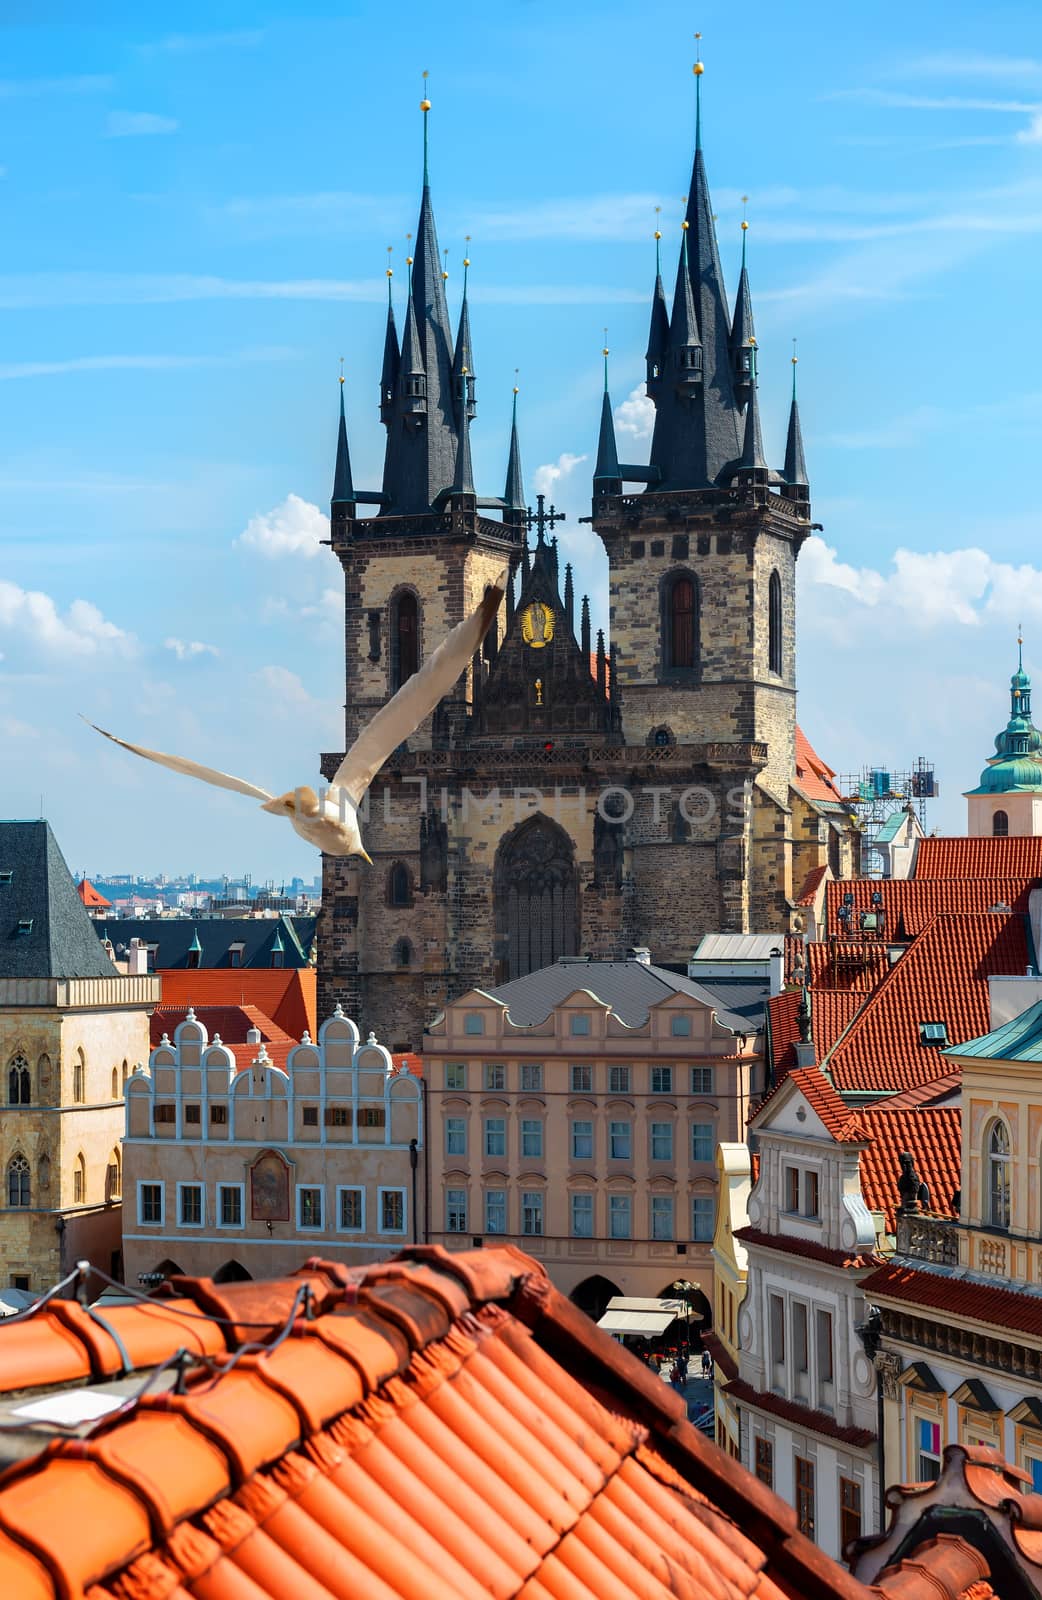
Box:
(15, 919), (32, 936)
(0, 872), (11, 884)
(919, 1021), (948, 1046)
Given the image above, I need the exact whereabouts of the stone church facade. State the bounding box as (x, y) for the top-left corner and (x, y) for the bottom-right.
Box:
(317, 80), (855, 1049)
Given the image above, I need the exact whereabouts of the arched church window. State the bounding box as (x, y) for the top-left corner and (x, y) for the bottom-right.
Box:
(768, 570), (783, 676)
(390, 590), (420, 691)
(993, 810), (1009, 838)
(494, 815), (579, 981)
(663, 572), (699, 672)
(388, 862), (413, 908)
(987, 1120), (1011, 1229)
(650, 726), (675, 748)
(7, 1053), (30, 1105)
(7, 1154), (30, 1208)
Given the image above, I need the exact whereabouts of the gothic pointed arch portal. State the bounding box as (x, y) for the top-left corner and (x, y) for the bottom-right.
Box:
(494, 813), (579, 980)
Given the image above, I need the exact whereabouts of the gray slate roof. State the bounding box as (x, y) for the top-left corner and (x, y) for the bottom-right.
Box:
(94, 915), (316, 970)
(0, 821), (117, 980)
(483, 957), (755, 1033)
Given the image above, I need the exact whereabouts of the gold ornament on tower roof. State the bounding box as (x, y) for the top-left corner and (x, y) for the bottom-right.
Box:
(421, 67), (430, 112)
(521, 601), (554, 650)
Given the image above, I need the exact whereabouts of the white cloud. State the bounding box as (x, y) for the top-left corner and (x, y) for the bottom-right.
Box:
(0, 348), (295, 381)
(897, 53), (1042, 80)
(164, 637), (219, 661)
(828, 88), (1041, 114)
(1018, 113), (1042, 144)
(254, 665), (315, 711)
(0, 75), (112, 99)
(533, 453), (587, 498)
(615, 385), (654, 441)
(106, 112), (179, 139)
(798, 535), (1042, 630)
(236, 494), (329, 560)
(0, 581), (135, 659)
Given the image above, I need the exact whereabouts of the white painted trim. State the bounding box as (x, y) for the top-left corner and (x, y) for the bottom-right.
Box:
(377, 1185), (407, 1235)
(136, 1180), (164, 1227)
(216, 1182), (245, 1229)
(295, 1182), (325, 1231)
(123, 1231), (395, 1250)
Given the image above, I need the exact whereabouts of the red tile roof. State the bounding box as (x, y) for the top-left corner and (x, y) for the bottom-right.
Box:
(825, 913), (1030, 1093)
(77, 877), (111, 908)
(160, 968), (317, 1041)
(0, 1247), (890, 1600)
(723, 1377), (876, 1448)
(825, 876), (1036, 942)
(795, 726), (848, 807)
(797, 863), (829, 906)
(855, 1107), (962, 1231)
(151, 1004), (298, 1071)
(872, 1073), (962, 1110)
(914, 836), (1042, 881)
(753, 1063), (866, 1142)
(766, 987), (864, 1078)
(806, 936), (892, 992)
(734, 1226), (882, 1272)
(860, 1260), (1042, 1339)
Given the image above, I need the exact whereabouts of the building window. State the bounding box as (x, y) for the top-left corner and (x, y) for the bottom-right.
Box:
(785, 1166), (800, 1212)
(446, 1189), (468, 1233)
(357, 1107), (386, 1129)
(570, 1064), (593, 1093)
(270, 945), (284, 969)
(671, 1015), (691, 1037)
(394, 938), (413, 968)
(840, 1478), (862, 1548)
(769, 1294), (785, 1366)
(664, 572), (699, 671)
(571, 1193), (593, 1237)
(229, 947), (242, 968)
(73, 1153), (86, 1204)
(754, 1437), (774, 1487)
(106, 1151), (121, 1200)
(690, 1066), (713, 1095)
(7, 1053), (30, 1105)
(691, 1123), (714, 1162)
(1026, 1455), (1042, 1494)
(325, 1106), (350, 1128)
(521, 1119), (543, 1159)
(298, 1187), (323, 1230)
(388, 862), (412, 908)
(445, 1062), (466, 1089)
(793, 1302), (809, 1375)
(179, 1184), (203, 1226)
(154, 1104), (175, 1125)
(692, 1196), (714, 1240)
(917, 1417), (942, 1480)
(651, 1195), (674, 1240)
(768, 569), (782, 675)
(463, 1013), (484, 1037)
(993, 809), (1009, 838)
(987, 1120), (1011, 1228)
(380, 1188), (407, 1234)
(609, 1120), (632, 1160)
(484, 1117), (506, 1158)
(521, 1192), (543, 1236)
(338, 1188), (364, 1231)
(650, 1122), (673, 1162)
(138, 1182), (163, 1225)
(609, 1194), (632, 1239)
(919, 1020), (948, 1046)
(445, 1117), (467, 1156)
(571, 1119), (593, 1160)
(6, 1154), (30, 1208)
(184, 1104), (201, 1125)
(391, 590), (420, 690)
(300, 1105), (319, 1127)
(650, 1066), (673, 1094)
(570, 1014), (591, 1036)
(520, 1062), (543, 1091)
(795, 1456), (815, 1539)
(484, 1063), (506, 1091)
(111, 1068), (119, 1099)
(608, 1065), (631, 1094)
(73, 1050), (86, 1104)
(485, 1190), (507, 1233)
(816, 1309), (834, 1387)
(218, 1185), (244, 1227)
(805, 1170), (820, 1218)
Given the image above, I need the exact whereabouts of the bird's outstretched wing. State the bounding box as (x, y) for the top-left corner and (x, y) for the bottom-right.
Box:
(332, 571), (507, 805)
(81, 717), (273, 802)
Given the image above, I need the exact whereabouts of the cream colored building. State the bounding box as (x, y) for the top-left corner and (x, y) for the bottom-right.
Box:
(122, 1007), (423, 1284)
(0, 821), (158, 1292)
(422, 955), (762, 1321)
(708, 1142), (752, 1457)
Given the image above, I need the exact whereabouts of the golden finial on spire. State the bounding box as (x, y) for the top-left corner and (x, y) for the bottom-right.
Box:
(339, 356), (345, 386)
(442, 247), (449, 281)
(681, 219), (690, 231)
(513, 365), (520, 396)
(386, 244), (393, 278)
(405, 230), (413, 269)
(693, 31), (704, 74)
(420, 67), (431, 113)
(602, 326), (609, 359)
(463, 233), (471, 268)
(654, 203), (662, 240)
(741, 194), (749, 232)
(792, 337), (798, 367)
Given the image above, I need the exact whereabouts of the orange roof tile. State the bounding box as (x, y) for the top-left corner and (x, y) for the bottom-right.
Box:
(872, 1073), (962, 1110)
(725, 1377), (876, 1447)
(77, 877), (111, 908)
(753, 1062), (867, 1141)
(860, 1260), (1042, 1339)
(855, 1107), (962, 1231)
(766, 988), (864, 1078)
(151, 1004), (298, 1071)
(0, 1247), (893, 1600)
(734, 1226), (882, 1272)
(159, 967), (317, 1041)
(825, 875), (1036, 942)
(797, 863), (829, 906)
(794, 725), (848, 807)
(914, 836), (1042, 880)
(825, 913), (1030, 1093)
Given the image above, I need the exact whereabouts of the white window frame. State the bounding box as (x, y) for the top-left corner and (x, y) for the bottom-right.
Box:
(520, 1062), (543, 1091)
(521, 1190), (544, 1236)
(569, 1014), (590, 1036)
(571, 1119), (594, 1160)
(521, 1118), (543, 1159)
(608, 1064), (631, 1094)
(296, 1184), (325, 1231)
(609, 1193), (631, 1239)
(569, 1063), (593, 1093)
(445, 1062), (466, 1090)
(571, 1191), (594, 1237)
(650, 1065), (674, 1093)
(609, 1120), (632, 1160)
(379, 1186), (407, 1235)
(336, 1185), (365, 1233)
(691, 1194), (714, 1241)
(216, 1183), (245, 1229)
(671, 1014), (691, 1037)
(651, 1194), (674, 1240)
(445, 1117), (467, 1157)
(445, 1188), (468, 1233)
(483, 1062), (506, 1091)
(650, 1121), (674, 1162)
(176, 1181), (205, 1229)
(690, 1066), (713, 1095)
(484, 1116), (506, 1157)
(691, 1122), (714, 1162)
(484, 1189), (507, 1234)
(137, 1181), (164, 1226)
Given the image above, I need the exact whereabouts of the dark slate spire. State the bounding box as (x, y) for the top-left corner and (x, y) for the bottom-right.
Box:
(645, 219), (670, 396)
(593, 343), (622, 493)
(564, 562), (574, 633)
(331, 375), (356, 508)
(580, 595), (592, 660)
(730, 212), (755, 407)
(379, 251), (400, 426)
(504, 384), (525, 513)
(668, 225), (703, 391)
(784, 349), (809, 488)
(648, 56), (743, 490)
(379, 91), (459, 515)
(450, 381), (476, 501)
(451, 251), (476, 420)
(736, 344), (768, 477)
(596, 629), (607, 699)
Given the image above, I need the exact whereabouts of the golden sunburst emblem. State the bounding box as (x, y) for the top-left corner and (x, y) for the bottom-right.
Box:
(521, 600), (554, 649)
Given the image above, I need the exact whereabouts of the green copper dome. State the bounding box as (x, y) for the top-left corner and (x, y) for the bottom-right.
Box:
(968, 640), (1042, 794)
(974, 756), (1042, 794)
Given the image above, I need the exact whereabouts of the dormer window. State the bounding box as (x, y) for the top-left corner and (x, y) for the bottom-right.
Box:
(0, 871), (12, 885)
(671, 1015), (691, 1037)
(16, 919), (32, 936)
(464, 1012), (484, 1036)
(784, 1165), (820, 1219)
(570, 1014), (590, 1037)
(919, 1021), (948, 1046)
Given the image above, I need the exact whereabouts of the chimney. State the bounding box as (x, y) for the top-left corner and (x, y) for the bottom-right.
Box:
(246, 1026), (262, 1046)
(768, 946), (785, 997)
(127, 938), (148, 976)
(630, 947), (651, 966)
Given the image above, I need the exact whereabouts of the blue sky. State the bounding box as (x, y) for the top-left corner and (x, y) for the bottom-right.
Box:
(3, 0), (1042, 879)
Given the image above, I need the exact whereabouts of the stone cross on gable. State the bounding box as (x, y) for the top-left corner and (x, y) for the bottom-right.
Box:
(525, 493), (566, 545)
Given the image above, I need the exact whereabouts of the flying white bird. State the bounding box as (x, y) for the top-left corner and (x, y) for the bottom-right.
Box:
(83, 572), (507, 861)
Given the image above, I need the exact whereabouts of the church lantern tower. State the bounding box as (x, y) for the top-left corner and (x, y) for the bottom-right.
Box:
(965, 638), (1042, 838)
